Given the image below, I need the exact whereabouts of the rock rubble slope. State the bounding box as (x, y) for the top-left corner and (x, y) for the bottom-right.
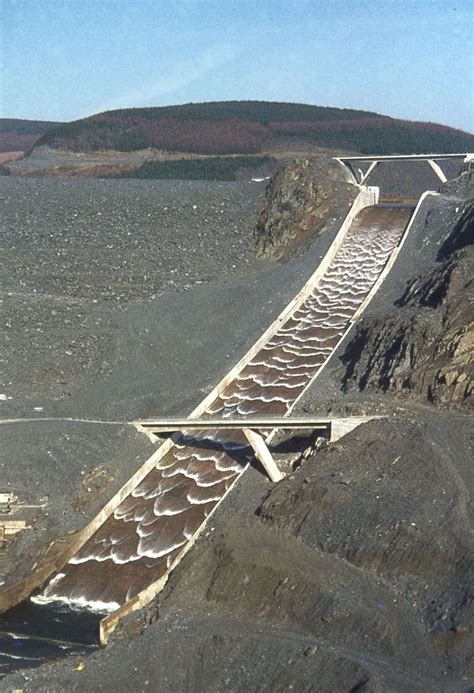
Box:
(37, 202), (411, 611)
(0, 172), (345, 605)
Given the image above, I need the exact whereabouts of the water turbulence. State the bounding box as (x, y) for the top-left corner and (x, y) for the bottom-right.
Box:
(33, 205), (414, 616)
(0, 601), (98, 674)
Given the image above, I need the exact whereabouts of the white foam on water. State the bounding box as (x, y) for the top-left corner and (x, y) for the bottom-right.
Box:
(31, 592), (119, 613)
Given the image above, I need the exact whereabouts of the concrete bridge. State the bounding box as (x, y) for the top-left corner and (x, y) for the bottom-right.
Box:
(334, 152), (473, 185)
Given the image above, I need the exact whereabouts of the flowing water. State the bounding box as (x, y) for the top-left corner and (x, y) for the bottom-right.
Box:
(0, 600), (101, 675)
(0, 202), (414, 675)
(38, 204), (414, 611)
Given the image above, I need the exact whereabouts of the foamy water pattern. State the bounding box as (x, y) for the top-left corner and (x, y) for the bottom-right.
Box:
(38, 205), (412, 610)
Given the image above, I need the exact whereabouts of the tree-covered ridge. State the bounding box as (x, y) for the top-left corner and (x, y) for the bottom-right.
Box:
(38, 117), (271, 154)
(0, 118), (60, 134)
(272, 121), (474, 155)
(102, 156), (274, 181)
(0, 118), (61, 152)
(94, 100), (384, 123)
(35, 101), (474, 156)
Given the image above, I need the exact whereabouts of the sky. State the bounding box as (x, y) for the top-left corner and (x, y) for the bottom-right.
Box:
(1, 0), (473, 131)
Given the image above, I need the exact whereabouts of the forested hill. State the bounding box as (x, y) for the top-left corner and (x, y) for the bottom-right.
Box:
(35, 101), (474, 156)
(0, 118), (61, 152)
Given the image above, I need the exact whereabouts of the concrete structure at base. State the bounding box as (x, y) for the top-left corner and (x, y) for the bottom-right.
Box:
(334, 153), (473, 186)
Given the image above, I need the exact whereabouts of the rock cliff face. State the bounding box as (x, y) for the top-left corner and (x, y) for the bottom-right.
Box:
(341, 174), (473, 410)
(252, 157), (356, 260)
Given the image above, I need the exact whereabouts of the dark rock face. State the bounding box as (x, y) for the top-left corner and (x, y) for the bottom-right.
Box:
(440, 162), (474, 200)
(252, 157), (356, 260)
(341, 197), (474, 410)
(438, 191), (474, 258)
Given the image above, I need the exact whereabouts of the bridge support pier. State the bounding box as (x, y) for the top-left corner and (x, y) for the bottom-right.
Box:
(427, 159), (448, 183)
(359, 160), (379, 185)
(243, 428), (284, 482)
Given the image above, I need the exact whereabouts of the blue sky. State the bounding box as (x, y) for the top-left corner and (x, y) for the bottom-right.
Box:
(1, 0), (473, 131)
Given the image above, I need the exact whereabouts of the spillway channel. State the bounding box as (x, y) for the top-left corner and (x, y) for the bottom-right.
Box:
(37, 203), (414, 611)
(1, 200), (415, 672)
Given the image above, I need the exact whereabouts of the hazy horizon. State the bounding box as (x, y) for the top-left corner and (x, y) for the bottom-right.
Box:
(1, 0), (473, 133)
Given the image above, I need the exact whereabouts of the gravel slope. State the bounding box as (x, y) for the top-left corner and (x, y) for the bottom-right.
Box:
(0, 177), (267, 402)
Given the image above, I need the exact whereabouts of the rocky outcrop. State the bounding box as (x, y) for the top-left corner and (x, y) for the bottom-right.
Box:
(252, 157), (356, 259)
(439, 162), (474, 199)
(341, 196), (474, 410)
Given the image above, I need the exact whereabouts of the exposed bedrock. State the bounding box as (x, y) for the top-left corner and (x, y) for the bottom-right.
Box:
(252, 157), (356, 260)
(341, 195), (474, 410)
(440, 164), (474, 200)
